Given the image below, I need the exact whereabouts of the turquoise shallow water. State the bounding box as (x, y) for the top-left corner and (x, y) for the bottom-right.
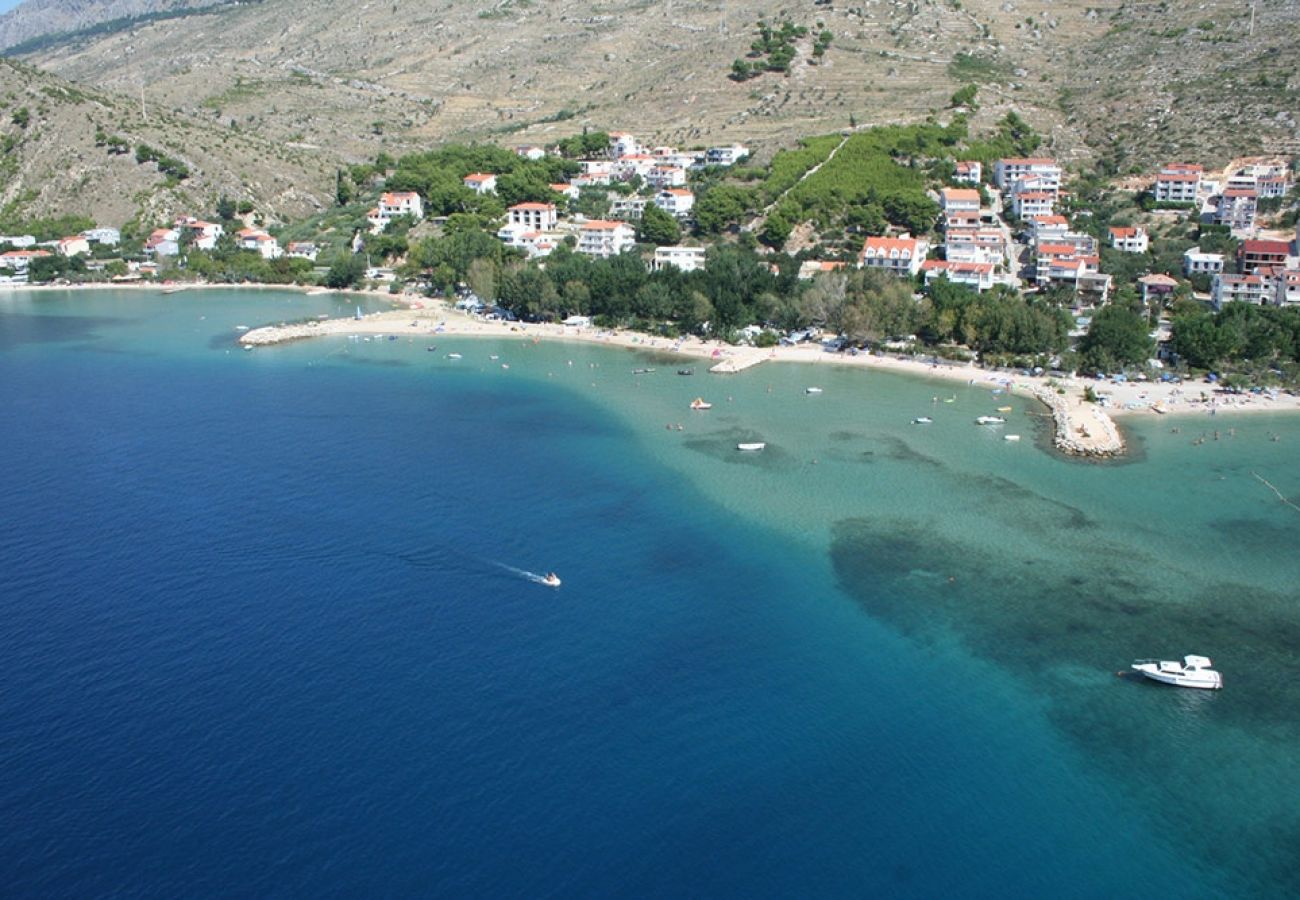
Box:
(1, 289), (1298, 896)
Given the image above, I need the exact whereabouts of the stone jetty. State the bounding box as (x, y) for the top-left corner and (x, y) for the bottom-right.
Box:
(1029, 385), (1125, 458)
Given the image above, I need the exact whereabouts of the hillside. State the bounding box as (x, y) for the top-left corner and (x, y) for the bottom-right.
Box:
(0, 57), (334, 228)
(0, 0), (223, 53)
(1, 0), (1296, 223)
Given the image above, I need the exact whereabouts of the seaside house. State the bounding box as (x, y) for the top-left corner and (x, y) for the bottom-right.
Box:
(1183, 249), (1225, 276)
(1153, 164), (1202, 203)
(609, 132), (639, 158)
(1215, 189), (1258, 232)
(921, 259), (997, 292)
(653, 245), (708, 273)
(939, 187), (981, 218)
(496, 228), (556, 259)
(375, 192), (425, 229)
(1211, 273), (1269, 308)
(654, 188), (695, 219)
(1010, 190), (1057, 220)
(1275, 270), (1300, 306)
(549, 182), (580, 201)
(1108, 226), (1149, 253)
(515, 145), (547, 161)
(1029, 214), (1070, 243)
(55, 235), (90, 257)
(953, 161), (982, 184)
(705, 144), (749, 166)
(859, 235), (929, 277)
(1238, 239), (1292, 272)
(614, 154), (657, 180)
(81, 227), (120, 246)
(797, 260), (848, 280)
(175, 218), (225, 250)
(463, 173), (498, 195)
(646, 165), (688, 189)
(507, 202), (558, 232)
(1137, 273), (1179, 307)
(944, 227), (1008, 265)
(994, 157), (1062, 192)
(609, 196), (649, 221)
(1256, 174), (1292, 199)
(287, 242), (319, 261)
(577, 220), (636, 258)
(235, 228), (283, 259)
(144, 227), (181, 257)
(0, 234), (36, 248)
(0, 248), (51, 275)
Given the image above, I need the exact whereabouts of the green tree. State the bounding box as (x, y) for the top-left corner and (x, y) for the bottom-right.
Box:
(949, 84), (978, 109)
(1077, 304), (1154, 372)
(636, 203), (682, 246)
(324, 254), (366, 289)
(694, 185), (752, 235)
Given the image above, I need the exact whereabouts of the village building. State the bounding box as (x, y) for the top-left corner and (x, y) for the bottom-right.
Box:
(921, 259), (998, 292)
(577, 220), (636, 258)
(653, 245), (708, 273)
(235, 228), (282, 259)
(1275, 270), (1300, 306)
(1215, 189), (1258, 232)
(993, 158), (1062, 192)
(1183, 249), (1225, 276)
(654, 188), (695, 219)
(549, 183), (580, 201)
(463, 173), (497, 195)
(515, 145), (547, 161)
(1029, 215), (1070, 244)
(796, 260), (848, 280)
(507, 202), (558, 232)
(55, 235), (90, 257)
(1211, 273), (1269, 308)
(859, 235), (929, 277)
(144, 228), (181, 257)
(1010, 190), (1056, 220)
(286, 242), (319, 261)
(609, 132), (639, 158)
(1153, 164), (1202, 203)
(175, 218), (225, 250)
(953, 161), (982, 184)
(82, 227), (120, 246)
(1137, 273), (1179, 307)
(705, 144), (749, 166)
(939, 187), (981, 218)
(609, 196), (649, 221)
(1237, 239), (1292, 272)
(646, 166), (688, 189)
(1108, 226), (1149, 253)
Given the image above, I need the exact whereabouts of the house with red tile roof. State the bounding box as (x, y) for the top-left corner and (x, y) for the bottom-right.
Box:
(859, 235), (929, 277)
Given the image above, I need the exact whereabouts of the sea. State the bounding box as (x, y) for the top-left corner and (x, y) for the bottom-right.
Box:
(1, 288), (1298, 897)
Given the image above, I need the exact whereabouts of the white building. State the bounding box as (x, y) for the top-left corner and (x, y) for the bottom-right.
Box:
(646, 166), (688, 189)
(1011, 191), (1056, 220)
(1211, 273), (1269, 308)
(144, 228), (180, 257)
(463, 173), (497, 194)
(577, 220), (636, 258)
(1276, 270), (1300, 306)
(654, 188), (695, 219)
(549, 182), (580, 201)
(1153, 164), (1202, 203)
(609, 132), (639, 158)
(0, 234), (36, 248)
(859, 235), (928, 277)
(705, 144), (749, 166)
(1029, 215), (1070, 244)
(175, 218), (225, 250)
(82, 227), (120, 246)
(507, 202), (557, 231)
(1215, 189), (1258, 232)
(55, 235), (90, 257)
(1183, 250), (1225, 276)
(944, 228), (1008, 265)
(370, 192), (424, 233)
(609, 196), (648, 221)
(1107, 226), (1149, 253)
(952, 160), (981, 184)
(994, 157), (1062, 192)
(653, 245), (707, 273)
(516, 145), (547, 161)
(286, 242), (318, 261)
(939, 187), (981, 218)
(921, 259), (998, 292)
(235, 228), (282, 259)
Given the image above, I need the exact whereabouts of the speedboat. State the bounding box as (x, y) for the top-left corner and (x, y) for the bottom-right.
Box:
(542, 572), (562, 588)
(633, 367), (656, 375)
(997, 406), (1012, 412)
(447, 353), (462, 359)
(806, 387), (823, 394)
(976, 416), (1006, 425)
(737, 442), (766, 452)
(1131, 655), (1222, 690)
(1004, 434), (1021, 441)
(690, 397), (713, 410)
(677, 368), (694, 376)
(913, 416), (933, 425)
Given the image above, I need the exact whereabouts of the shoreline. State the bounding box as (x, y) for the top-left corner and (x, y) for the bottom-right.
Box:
(10, 282), (1300, 455)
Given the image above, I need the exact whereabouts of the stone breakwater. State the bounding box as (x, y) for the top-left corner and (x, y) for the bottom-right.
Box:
(240, 320), (339, 345)
(1029, 386), (1125, 457)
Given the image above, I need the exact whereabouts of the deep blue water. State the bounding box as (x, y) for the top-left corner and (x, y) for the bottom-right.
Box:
(2, 291), (1296, 896)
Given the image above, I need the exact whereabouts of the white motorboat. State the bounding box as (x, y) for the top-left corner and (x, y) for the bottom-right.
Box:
(541, 572), (562, 588)
(975, 416), (1006, 425)
(737, 442), (766, 452)
(1130, 655), (1222, 690)
(447, 352), (462, 359)
(690, 397), (713, 410)
(1004, 434), (1021, 441)
(912, 416), (933, 425)
(805, 387), (823, 394)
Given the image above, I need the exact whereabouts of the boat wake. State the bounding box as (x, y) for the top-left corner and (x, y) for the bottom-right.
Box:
(490, 561), (561, 587)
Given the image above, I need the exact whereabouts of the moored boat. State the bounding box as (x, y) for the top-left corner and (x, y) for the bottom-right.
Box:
(975, 416), (1006, 425)
(737, 442), (766, 451)
(689, 397), (713, 410)
(677, 368), (694, 376)
(997, 406), (1012, 412)
(913, 416), (933, 425)
(1004, 434), (1021, 441)
(805, 387), (823, 394)
(1130, 655), (1222, 690)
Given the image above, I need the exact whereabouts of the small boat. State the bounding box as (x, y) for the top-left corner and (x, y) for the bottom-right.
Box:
(805, 387), (823, 394)
(689, 398), (713, 410)
(354, 306), (363, 320)
(447, 353), (462, 359)
(490, 354), (499, 360)
(997, 406), (1013, 413)
(737, 442), (766, 452)
(426, 345), (437, 352)
(234, 324), (250, 331)
(975, 416), (1006, 425)
(677, 368), (694, 376)
(501, 363), (510, 370)
(912, 416), (933, 425)
(943, 397), (956, 403)
(541, 572), (562, 588)
(1130, 655), (1222, 690)
(1004, 434), (1021, 442)
(633, 367), (656, 375)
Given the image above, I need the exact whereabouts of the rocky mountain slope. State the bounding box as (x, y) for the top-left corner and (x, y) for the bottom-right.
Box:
(0, 57), (333, 227)
(0, 0), (223, 52)
(0, 0), (1296, 225)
